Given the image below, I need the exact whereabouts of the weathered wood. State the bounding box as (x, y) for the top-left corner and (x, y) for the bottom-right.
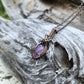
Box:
(0, 0), (84, 84)
(0, 17), (84, 84)
(1, 0), (84, 30)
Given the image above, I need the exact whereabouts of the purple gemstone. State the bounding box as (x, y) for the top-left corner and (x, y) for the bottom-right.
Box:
(34, 44), (45, 58)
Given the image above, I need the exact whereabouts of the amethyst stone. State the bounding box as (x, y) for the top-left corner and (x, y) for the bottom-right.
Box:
(34, 43), (45, 58)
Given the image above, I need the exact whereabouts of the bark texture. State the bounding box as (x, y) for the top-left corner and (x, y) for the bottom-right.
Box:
(0, 0), (84, 84)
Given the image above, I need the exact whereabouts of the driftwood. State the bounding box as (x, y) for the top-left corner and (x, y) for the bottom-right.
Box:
(0, 0), (84, 84)
(1, 0), (84, 30)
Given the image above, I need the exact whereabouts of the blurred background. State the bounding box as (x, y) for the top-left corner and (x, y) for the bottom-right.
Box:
(0, 0), (10, 19)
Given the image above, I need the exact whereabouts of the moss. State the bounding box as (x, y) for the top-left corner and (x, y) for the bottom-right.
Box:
(0, 0), (10, 19)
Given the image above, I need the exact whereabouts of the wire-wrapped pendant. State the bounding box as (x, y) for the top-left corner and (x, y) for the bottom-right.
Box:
(33, 41), (48, 59)
(33, 28), (57, 59)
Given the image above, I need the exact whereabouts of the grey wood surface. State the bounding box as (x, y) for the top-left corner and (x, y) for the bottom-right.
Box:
(0, 0), (84, 84)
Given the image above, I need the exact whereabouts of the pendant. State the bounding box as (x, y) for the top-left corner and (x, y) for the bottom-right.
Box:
(33, 41), (48, 59)
(33, 28), (57, 59)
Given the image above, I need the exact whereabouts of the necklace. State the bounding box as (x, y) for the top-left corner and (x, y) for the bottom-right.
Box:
(33, 3), (84, 59)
